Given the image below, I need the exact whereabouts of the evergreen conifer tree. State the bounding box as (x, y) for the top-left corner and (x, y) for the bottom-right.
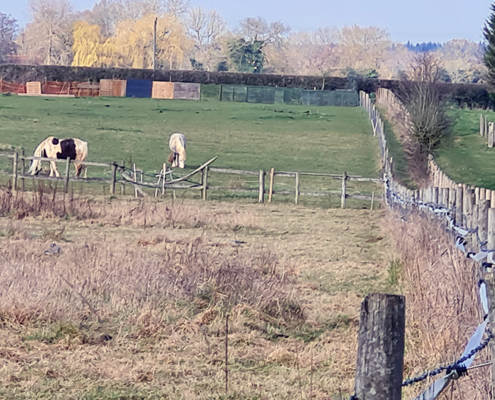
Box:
(483, 3), (495, 85)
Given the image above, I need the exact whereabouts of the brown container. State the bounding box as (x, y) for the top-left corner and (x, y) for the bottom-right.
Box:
(152, 81), (174, 99)
(173, 83), (200, 100)
(100, 79), (127, 97)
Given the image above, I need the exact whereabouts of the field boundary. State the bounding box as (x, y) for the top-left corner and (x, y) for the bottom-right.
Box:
(360, 89), (494, 400)
(0, 152), (381, 207)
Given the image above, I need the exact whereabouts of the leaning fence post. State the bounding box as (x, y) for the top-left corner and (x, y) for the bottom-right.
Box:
(341, 171), (347, 209)
(295, 172), (300, 205)
(12, 152), (18, 191)
(64, 157), (71, 193)
(354, 293), (405, 400)
(258, 170), (265, 204)
(21, 149), (25, 192)
(110, 163), (117, 195)
(268, 168), (275, 203)
(202, 165), (209, 201)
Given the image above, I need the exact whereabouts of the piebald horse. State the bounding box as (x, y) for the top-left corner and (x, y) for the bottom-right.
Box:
(168, 132), (187, 169)
(28, 137), (88, 178)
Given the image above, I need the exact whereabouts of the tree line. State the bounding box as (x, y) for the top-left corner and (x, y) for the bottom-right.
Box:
(0, 0), (488, 83)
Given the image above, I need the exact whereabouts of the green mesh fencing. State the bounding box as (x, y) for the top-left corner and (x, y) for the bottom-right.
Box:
(219, 85), (357, 106)
(247, 86), (276, 104)
(201, 84), (221, 100)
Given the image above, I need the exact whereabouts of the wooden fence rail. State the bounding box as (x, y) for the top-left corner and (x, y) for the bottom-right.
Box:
(0, 152), (382, 207)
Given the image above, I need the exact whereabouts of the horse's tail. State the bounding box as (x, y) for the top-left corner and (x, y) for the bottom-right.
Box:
(176, 133), (186, 168)
(28, 137), (51, 175)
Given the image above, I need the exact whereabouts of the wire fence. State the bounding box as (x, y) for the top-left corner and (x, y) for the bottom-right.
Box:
(360, 90), (493, 400)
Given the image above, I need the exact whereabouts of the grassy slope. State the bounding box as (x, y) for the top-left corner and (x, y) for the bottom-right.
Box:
(0, 194), (392, 400)
(377, 106), (415, 188)
(0, 95), (380, 177)
(434, 109), (495, 189)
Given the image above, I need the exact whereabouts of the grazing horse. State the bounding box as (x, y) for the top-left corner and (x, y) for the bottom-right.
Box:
(28, 137), (88, 178)
(168, 132), (187, 169)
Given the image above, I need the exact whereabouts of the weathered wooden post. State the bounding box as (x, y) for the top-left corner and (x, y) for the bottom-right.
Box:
(12, 152), (18, 191)
(64, 157), (70, 193)
(478, 199), (490, 245)
(341, 171), (347, 209)
(489, 123), (495, 148)
(162, 163), (166, 197)
(354, 293), (405, 400)
(481, 114), (485, 136)
(464, 186), (474, 229)
(258, 170), (265, 204)
(481, 188), (487, 201)
(133, 163), (137, 198)
(448, 188), (456, 211)
(202, 165), (209, 201)
(110, 163), (117, 195)
(268, 168), (275, 203)
(20, 149), (25, 192)
(295, 172), (300, 205)
(456, 185), (464, 227)
(432, 187), (439, 206)
(371, 192), (375, 211)
(120, 160), (125, 195)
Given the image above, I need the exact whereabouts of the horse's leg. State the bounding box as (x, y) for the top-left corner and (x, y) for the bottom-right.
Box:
(52, 161), (60, 177)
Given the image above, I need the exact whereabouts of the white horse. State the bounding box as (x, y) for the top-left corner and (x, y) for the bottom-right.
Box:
(28, 137), (88, 178)
(168, 133), (187, 169)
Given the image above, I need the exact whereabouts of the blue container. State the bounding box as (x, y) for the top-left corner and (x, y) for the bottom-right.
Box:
(126, 80), (152, 98)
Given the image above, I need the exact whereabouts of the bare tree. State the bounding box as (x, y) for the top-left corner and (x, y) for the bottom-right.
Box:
(403, 53), (451, 152)
(165, 0), (190, 19)
(237, 17), (290, 45)
(22, 0), (74, 65)
(187, 7), (226, 69)
(0, 13), (18, 63)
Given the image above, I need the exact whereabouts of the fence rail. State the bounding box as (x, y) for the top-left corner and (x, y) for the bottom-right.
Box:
(0, 151), (381, 207)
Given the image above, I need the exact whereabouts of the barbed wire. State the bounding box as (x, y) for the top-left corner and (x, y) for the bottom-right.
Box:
(402, 331), (493, 387)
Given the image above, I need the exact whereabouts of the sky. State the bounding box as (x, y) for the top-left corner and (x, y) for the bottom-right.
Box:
(1, 0), (493, 44)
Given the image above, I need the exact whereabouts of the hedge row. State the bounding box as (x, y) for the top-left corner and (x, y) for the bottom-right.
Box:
(0, 64), (493, 108)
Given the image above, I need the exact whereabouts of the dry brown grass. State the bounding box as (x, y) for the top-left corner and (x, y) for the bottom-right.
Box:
(0, 186), (392, 400)
(385, 211), (489, 400)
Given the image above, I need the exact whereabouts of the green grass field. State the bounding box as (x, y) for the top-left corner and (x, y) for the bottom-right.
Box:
(0, 94), (381, 206)
(434, 109), (495, 189)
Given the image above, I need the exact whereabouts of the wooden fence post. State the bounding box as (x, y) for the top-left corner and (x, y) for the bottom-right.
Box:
(489, 123), (495, 148)
(12, 152), (18, 191)
(21, 149), (25, 192)
(354, 293), (405, 400)
(268, 168), (275, 203)
(120, 161), (125, 195)
(478, 199), (490, 245)
(110, 163), (117, 195)
(341, 171), (347, 209)
(258, 170), (265, 204)
(162, 163), (166, 197)
(295, 172), (300, 205)
(456, 185), (464, 227)
(64, 157), (71, 193)
(133, 163), (137, 198)
(481, 114), (485, 136)
(202, 165), (209, 201)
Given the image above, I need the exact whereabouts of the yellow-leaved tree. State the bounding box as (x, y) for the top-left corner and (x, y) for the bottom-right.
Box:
(113, 14), (192, 69)
(72, 21), (116, 67)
